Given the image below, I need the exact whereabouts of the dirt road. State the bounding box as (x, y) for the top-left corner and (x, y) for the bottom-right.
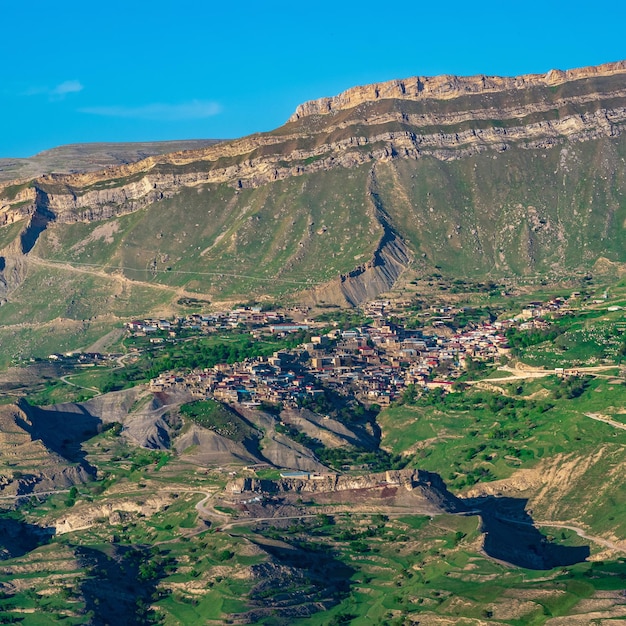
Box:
(584, 412), (626, 432)
(533, 520), (626, 553)
(467, 364), (620, 384)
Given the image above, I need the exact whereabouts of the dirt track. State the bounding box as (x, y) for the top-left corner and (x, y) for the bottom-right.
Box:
(467, 364), (620, 384)
(497, 514), (626, 553)
(584, 412), (626, 432)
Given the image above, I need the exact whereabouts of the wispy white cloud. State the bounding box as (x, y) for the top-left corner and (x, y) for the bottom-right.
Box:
(79, 100), (222, 121)
(50, 80), (84, 97)
(22, 80), (84, 100)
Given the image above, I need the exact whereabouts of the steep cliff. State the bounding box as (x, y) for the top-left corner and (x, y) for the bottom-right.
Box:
(2, 61), (625, 227)
(289, 60), (626, 119)
(229, 468), (466, 514)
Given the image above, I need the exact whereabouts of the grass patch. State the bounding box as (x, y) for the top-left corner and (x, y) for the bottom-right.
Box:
(379, 377), (626, 491)
(180, 400), (257, 442)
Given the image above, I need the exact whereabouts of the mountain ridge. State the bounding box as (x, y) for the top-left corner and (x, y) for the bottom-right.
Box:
(2, 60), (625, 205)
(289, 59), (626, 120)
(1, 67), (624, 226)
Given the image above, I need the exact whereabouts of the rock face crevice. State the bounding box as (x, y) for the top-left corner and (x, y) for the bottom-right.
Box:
(304, 167), (411, 306)
(306, 227), (410, 306)
(337, 232), (410, 306)
(19, 189), (56, 254)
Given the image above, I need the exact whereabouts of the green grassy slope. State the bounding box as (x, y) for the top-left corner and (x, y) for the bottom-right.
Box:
(33, 164), (380, 300)
(374, 135), (626, 278)
(0, 74), (624, 362)
(25, 133), (626, 305)
(379, 375), (626, 535)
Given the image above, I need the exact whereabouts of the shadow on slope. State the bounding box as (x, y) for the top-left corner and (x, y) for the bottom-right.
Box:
(75, 544), (170, 626)
(17, 398), (100, 474)
(240, 535), (355, 623)
(17, 388), (190, 474)
(0, 516), (55, 560)
(467, 495), (590, 570)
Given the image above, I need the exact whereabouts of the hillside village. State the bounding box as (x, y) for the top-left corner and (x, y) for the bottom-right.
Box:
(145, 297), (572, 410)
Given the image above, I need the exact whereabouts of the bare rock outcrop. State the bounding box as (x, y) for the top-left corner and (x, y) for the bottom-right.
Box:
(53, 495), (169, 534)
(174, 424), (260, 466)
(289, 60), (626, 120)
(235, 406), (329, 472)
(279, 407), (376, 449)
(230, 468), (466, 515)
(308, 226), (411, 306)
(2, 60), (625, 232)
(17, 388), (196, 464)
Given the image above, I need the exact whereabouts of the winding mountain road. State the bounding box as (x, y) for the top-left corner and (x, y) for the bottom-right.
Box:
(59, 374), (100, 394)
(496, 514), (626, 553)
(533, 520), (626, 552)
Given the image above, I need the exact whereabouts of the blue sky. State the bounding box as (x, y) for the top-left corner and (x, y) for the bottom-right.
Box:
(2, 0), (625, 157)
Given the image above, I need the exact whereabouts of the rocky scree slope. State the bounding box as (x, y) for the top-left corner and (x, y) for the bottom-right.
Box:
(0, 61), (625, 309)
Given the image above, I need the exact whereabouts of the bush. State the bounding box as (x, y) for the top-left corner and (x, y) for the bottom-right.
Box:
(215, 549), (234, 562)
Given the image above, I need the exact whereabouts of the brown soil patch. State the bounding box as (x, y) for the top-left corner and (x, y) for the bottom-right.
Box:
(491, 599), (540, 620)
(70, 222), (120, 253)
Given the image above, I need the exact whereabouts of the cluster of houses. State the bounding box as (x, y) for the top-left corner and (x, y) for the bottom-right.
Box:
(149, 312), (512, 408)
(125, 306), (292, 338)
(46, 352), (110, 365)
(40, 289), (615, 412)
(305, 320), (510, 404)
(150, 349), (316, 406)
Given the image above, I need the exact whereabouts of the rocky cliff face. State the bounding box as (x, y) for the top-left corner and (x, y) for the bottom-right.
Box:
(0, 139), (221, 184)
(229, 468), (466, 513)
(289, 60), (626, 119)
(4, 99), (624, 224)
(2, 61), (625, 227)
